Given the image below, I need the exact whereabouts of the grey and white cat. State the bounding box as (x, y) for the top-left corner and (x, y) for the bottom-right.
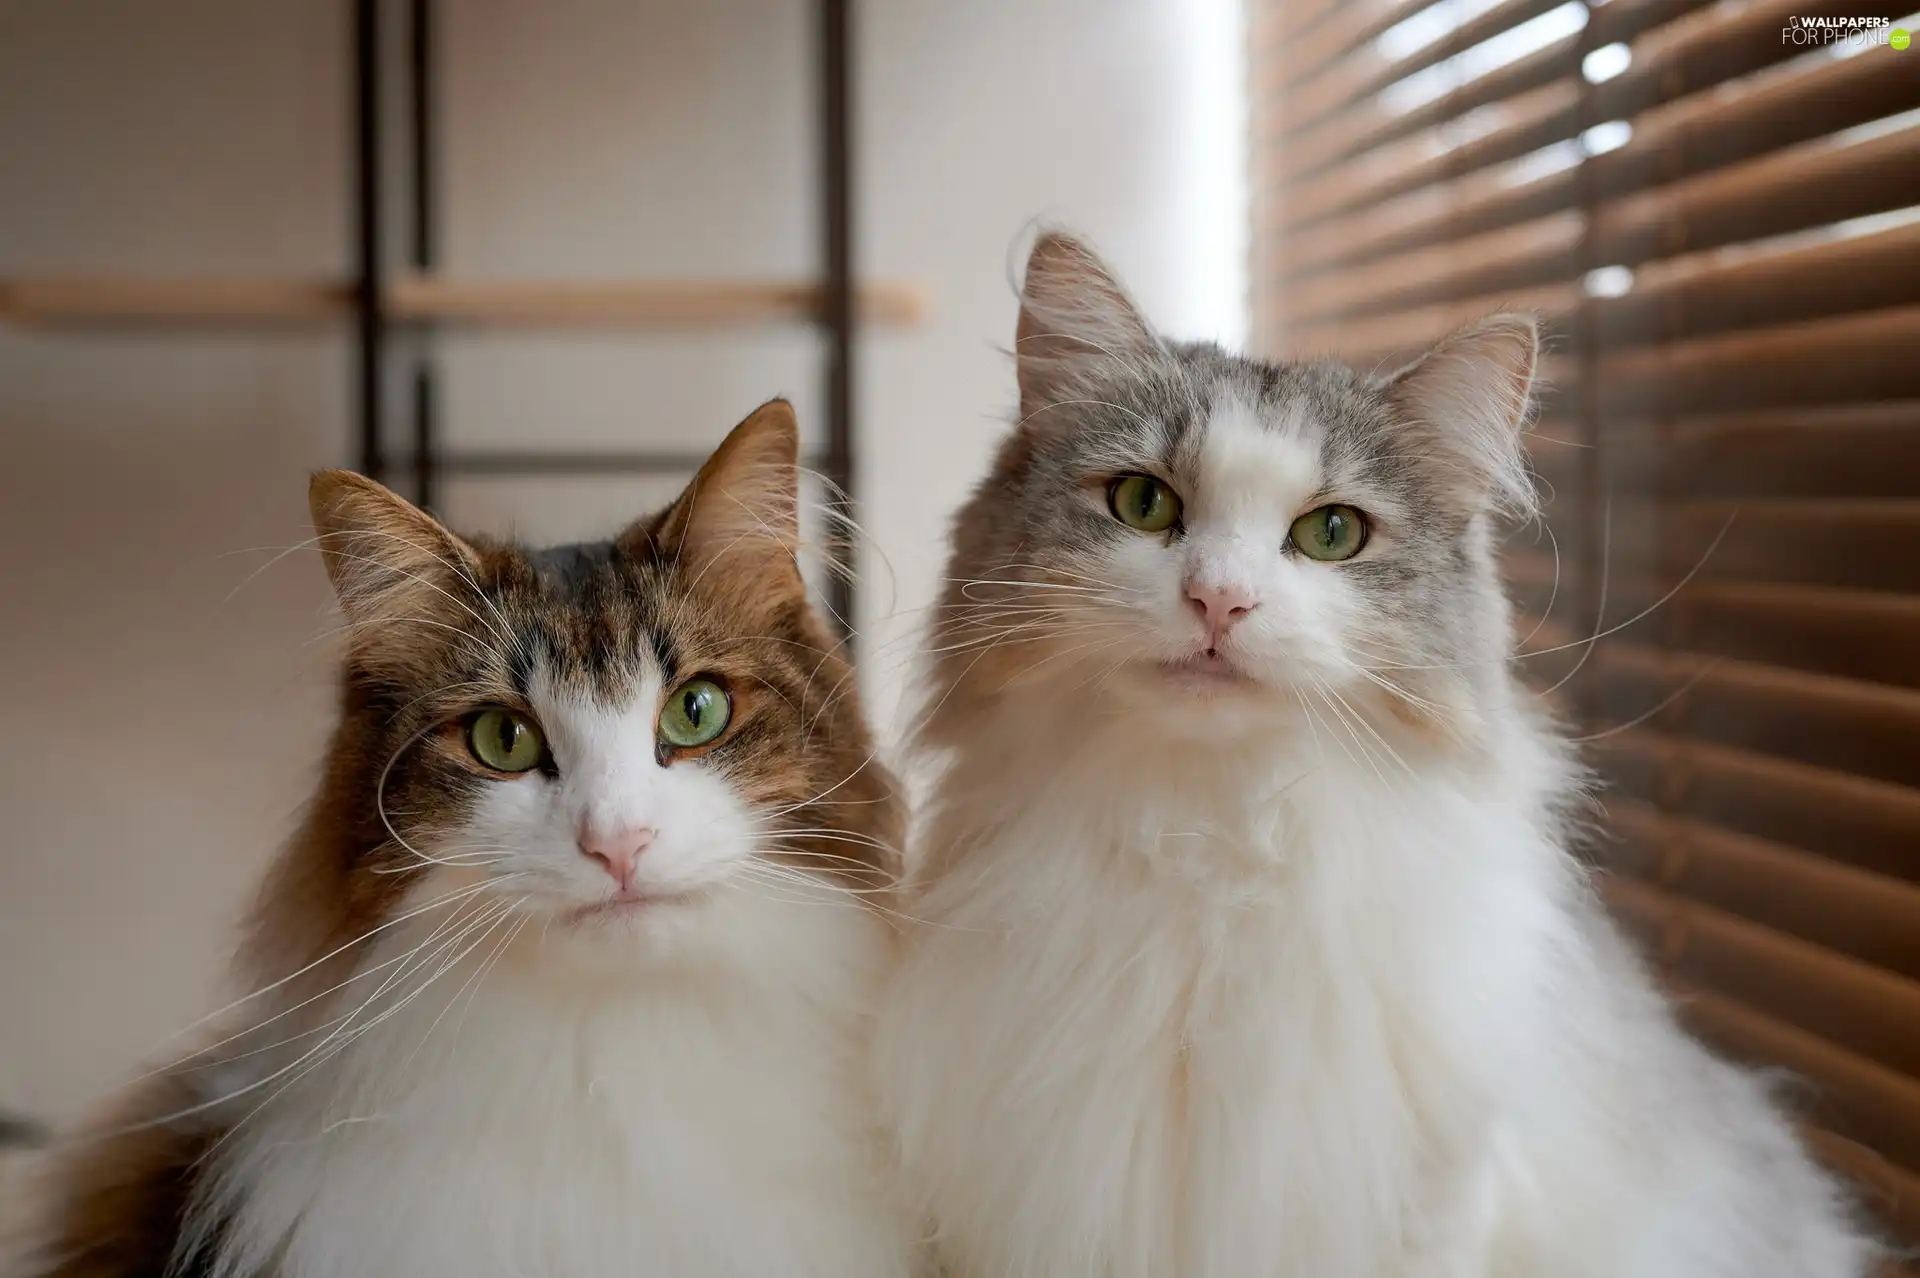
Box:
(875, 233), (1874, 1276)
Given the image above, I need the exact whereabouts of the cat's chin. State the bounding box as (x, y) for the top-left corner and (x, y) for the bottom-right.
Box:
(558, 888), (706, 929)
(1152, 651), (1259, 693)
(1089, 654), (1294, 743)
(493, 887), (723, 971)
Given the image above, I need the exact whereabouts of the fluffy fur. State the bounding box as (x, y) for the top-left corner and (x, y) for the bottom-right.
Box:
(28, 401), (918, 1277)
(875, 233), (1874, 1277)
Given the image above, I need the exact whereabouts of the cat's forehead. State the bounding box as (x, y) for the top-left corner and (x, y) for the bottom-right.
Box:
(1191, 394), (1321, 517)
(525, 539), (620, 583)
(1169, 351), (1414, 502)
(481, 537), (676, 702)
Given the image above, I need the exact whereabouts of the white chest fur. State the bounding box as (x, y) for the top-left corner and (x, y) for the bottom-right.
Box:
(878, 738), (1567, 1278)
(204, 892), (915, 1278)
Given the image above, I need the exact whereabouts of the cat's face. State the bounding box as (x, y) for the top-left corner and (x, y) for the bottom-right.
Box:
(929, 234), (1537, 743)
(308, 402), (895, 962)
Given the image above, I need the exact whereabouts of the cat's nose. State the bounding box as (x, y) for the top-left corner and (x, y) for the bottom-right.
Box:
(1185, 580), (1259, 633)
(578, 826), (655, 893)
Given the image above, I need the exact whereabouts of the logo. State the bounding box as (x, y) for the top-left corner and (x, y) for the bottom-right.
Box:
(1782, 15), (1906, 47)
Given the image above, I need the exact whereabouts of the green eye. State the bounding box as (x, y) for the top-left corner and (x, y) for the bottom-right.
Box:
(1108, 475), (1182, 533)
(467, 708), (545, 773)
(1289, 504), (1369, 562)
(659, 677), (732, 750)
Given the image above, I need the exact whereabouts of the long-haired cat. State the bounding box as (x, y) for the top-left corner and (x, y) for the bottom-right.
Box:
(874, 234), (1873, 1277)
(26, 401), (918, 1277)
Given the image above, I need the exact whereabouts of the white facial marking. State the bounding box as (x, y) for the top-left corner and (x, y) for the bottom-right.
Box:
(1195, 396), (1318, 535)
(1185, 397), (1317, 627)
(465, 662), (760, 916)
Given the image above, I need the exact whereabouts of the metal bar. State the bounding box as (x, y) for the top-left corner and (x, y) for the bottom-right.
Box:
(0, 1111), (47, 1149)
(819, 0), (856, 643)
(353, 0), (385, 481)
(412, 369), (437, 505)
(409, 0), (438, 511)
(409, 0), (435, 272)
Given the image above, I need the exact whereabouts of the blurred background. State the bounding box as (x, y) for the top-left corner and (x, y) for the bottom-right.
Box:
(3, 0), (1917, 1258)
(0, 0), (1245, 1146)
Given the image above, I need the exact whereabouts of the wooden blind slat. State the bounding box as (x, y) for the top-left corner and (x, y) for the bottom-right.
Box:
(1594, 221), (1920, 350)
(1285, 283), (1578, 360)
(1522, 615), (1920, 788)
(1508, 565), (1920, 691)
(1591, 640), (1920, 791)
(1274, 118), (1579, 274)
(1590, 124), (1920, 278)
(1288, 127), (1920, 326)
(1268, 0), (1715, 172)
(1285, 212), (1581, 323)
(1258, 33), (1584, 193)
(1665, 500), (1920, 596)
(1660, 588), (1920, 695)
(1305, 219), (1920, 368)
(1277, 79), (1583, 244)
(1803, 1127), (1920, 1250)
(1603, 876), (1920, 1080)
(1281, 41), (1920, 280)
(1272, 47), (1396, 137)
(1599, 732), (1920, 885)
(1596, 306), (1920, 415)
(1277, 0), (1577, 138)
(1672, 983), (1920, 1178)
(1278, 74), (1580, 194)
(1296, 219), (1920, 364)
(1287, 122), (1920, 332)
(1275, 0), (1887, 234)
(1267, 0), (1438, 92)
(1503, 497), (1920, 598)
(1275, 0), (1350, 40)
(1525, 403), (1920, 501)
(1606, 801), (1920, 976)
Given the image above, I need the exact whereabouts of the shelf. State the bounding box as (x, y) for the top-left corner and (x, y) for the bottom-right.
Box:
(387, 276), (926, 328)
(0, 275), (928, 330)
(0, 276), (349, 325)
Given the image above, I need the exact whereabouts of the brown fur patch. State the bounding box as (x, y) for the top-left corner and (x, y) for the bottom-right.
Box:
(29, 1076), (218, 1277)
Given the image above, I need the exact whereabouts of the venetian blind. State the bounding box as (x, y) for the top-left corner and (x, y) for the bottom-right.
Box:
(1252, 0), (1920, 1259)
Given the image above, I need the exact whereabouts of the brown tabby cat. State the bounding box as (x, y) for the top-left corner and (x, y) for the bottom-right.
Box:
(27, 401), (918, 1278)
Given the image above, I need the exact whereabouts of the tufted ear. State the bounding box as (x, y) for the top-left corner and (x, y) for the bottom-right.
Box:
(1014, 231), (1157, 423)
(627, 398), (803, 596)
(309, 469), (485, 641)
(1385, 312), (1540, 515)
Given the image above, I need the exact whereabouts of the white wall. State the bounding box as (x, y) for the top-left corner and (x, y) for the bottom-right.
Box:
(0, 0), (349, 1135)
(0, 0), (1244, 1132)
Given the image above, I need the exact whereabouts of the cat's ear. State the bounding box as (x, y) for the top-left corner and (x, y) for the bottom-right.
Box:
(1386, 312), (1539, 515)
(1015, 232), (1156, 420)
(309, 470), (485, 637)
(630, 398), (803, 596)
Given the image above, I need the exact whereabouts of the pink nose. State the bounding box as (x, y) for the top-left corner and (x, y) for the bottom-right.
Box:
(1186, 580), (1258, 633)
(578, 826), (654, 892)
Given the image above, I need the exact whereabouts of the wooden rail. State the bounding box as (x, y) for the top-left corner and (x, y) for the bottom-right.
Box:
(0, 275), (929, 329)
